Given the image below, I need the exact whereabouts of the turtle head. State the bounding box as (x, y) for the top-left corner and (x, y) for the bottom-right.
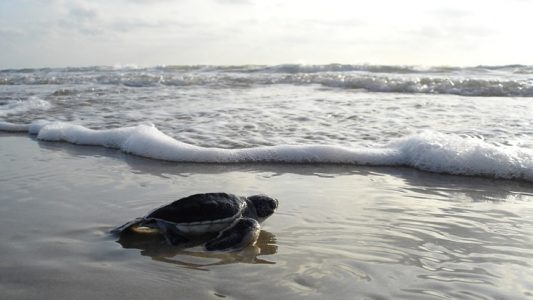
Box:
(246, 195), (278, 222)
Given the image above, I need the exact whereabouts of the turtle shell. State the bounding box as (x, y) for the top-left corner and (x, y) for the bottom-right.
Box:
(145, 193), (246, 235)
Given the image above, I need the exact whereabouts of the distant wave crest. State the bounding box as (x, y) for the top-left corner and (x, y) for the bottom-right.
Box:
(2, 64), (533, 96)
(1, 121), (532, 182)
(4, 64), (533, 74)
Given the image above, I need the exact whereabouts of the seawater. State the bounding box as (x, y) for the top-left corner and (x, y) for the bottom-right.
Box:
(0, 64), (532, 181)
(1, 136), (532, 300)
(1, 65), (533, 299)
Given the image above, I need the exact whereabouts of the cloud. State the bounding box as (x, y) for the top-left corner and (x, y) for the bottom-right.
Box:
(213, 0), (253, 4)
(109, 18), (190, 33)
(0, 27), (25, 39)
(125, 0), (183, 4)
(57, 3), (103, 35)
(1, 0), (533, 68)
(412, 24), (493, 40)
(68, 4), (98, 19)
(429, 7), (472, 19)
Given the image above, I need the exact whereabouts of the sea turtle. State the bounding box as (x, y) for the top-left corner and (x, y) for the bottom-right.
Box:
(111, 193), (278, 251)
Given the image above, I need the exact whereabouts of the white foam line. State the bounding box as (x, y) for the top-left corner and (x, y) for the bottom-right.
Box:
(1, 121), (532, 182)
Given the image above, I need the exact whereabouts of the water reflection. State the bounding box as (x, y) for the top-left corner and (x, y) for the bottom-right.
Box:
(31, 134), (533, 204)
(116, 230), (277, 270)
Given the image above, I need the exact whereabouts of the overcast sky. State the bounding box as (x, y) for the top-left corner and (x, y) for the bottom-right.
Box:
(1, 0), (532, 68)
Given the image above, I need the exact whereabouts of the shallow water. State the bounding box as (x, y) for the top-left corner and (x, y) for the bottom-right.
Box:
(2, 65), (533, 149)
(1, 134), (532, 299)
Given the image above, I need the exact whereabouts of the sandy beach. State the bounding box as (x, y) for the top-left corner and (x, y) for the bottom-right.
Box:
(1, 132), (532, 299)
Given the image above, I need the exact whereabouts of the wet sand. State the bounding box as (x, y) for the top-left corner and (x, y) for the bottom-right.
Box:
(1, 133), (533, 299)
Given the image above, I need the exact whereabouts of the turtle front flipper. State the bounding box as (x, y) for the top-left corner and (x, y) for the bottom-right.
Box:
(156, 220), (188, 246)
(205, 218), (261, 251)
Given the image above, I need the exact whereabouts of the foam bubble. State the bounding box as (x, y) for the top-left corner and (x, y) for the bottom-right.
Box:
(1, 122), (531, 182)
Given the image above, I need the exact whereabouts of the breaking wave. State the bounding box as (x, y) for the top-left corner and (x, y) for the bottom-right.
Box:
(0, 97), (51, 117)
(2, 64), (533, 96)
(1, 121), (532, 182)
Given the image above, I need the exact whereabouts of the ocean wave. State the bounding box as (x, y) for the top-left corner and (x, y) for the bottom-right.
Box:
(289, 74), (533, 97)
(2, 66), (533, 96)
(0, 97), (51, 117)
(4, 64), (533, 74)
(257, 64), (422, 74)
(1, 121), (531, 182)
(258, 73), (533, 97)
(247, 64), (533, 75)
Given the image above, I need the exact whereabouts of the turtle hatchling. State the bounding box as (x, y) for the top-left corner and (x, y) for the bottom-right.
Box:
(111, 193), (278, 251)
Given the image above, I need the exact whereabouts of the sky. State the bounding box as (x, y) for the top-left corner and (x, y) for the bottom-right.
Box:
(1, 0), (532, 68)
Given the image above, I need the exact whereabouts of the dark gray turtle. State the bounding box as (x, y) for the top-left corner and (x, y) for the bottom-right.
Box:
(111, 193), (278, 251)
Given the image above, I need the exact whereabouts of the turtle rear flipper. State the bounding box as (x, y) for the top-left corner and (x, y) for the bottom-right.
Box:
(205, 218), (260, 251)
(110, 217), (145, 235)
(156, 220), (189, 245)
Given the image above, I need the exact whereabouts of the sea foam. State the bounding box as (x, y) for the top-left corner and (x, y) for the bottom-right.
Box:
(0, 97), (51, 117)
(1, 121), (532, 182)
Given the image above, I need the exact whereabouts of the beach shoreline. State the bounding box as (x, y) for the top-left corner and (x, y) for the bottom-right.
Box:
(1, 133), (533, 299)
